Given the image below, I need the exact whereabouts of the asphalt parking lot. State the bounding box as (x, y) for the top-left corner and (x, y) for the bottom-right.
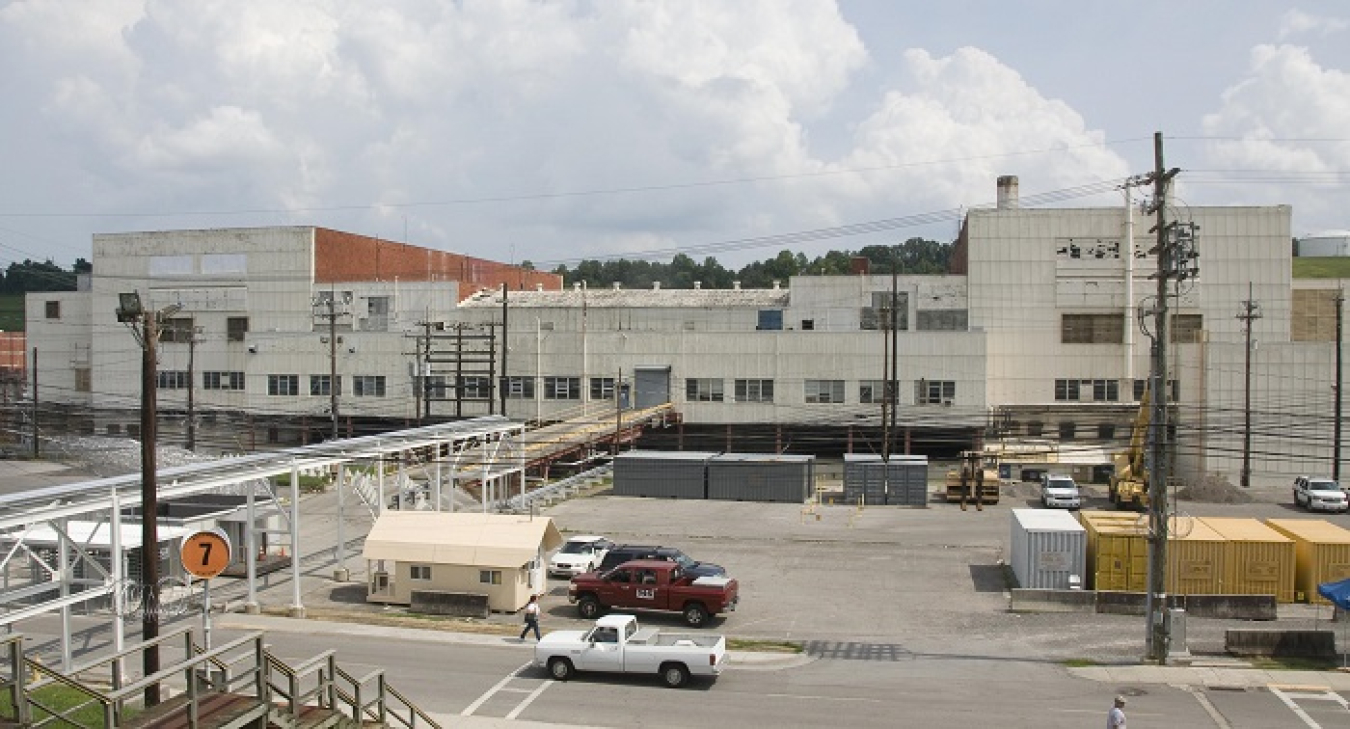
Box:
(241, 474), (1348, 665)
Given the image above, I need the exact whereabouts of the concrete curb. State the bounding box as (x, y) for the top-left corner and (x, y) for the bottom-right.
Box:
(1069, 664), (1350, 690)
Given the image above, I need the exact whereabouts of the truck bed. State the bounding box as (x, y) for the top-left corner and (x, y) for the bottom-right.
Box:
(627, 627), (723, 648)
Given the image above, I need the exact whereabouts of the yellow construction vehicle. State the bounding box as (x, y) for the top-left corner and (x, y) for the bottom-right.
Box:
(945, 451), (1000, 508)
(1109, 388), (1150, 511)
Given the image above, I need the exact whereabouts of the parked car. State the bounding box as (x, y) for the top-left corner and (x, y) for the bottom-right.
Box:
(1293, 476), (1348, 513)
(596, 544), (725, 578)
(569, 559), (739, 627)
(534, 614), (727, 688)
(1039, 474), (1081, 509)
(549, 535), (614, 578)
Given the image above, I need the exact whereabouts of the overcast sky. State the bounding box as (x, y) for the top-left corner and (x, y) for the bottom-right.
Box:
(2, 1), (1349, 272)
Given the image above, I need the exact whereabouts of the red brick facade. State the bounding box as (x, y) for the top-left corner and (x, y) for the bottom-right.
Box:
(314, 228), (561, 300)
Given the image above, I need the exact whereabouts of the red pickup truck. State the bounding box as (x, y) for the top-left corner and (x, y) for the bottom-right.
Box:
(569, 559), (739, 628)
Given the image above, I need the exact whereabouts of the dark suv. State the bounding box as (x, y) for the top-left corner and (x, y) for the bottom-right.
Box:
(596, 545), (726, 578)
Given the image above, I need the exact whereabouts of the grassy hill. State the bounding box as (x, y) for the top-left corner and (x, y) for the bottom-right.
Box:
(0, 295), (23, 332)
(1293, 257), (1350, 279)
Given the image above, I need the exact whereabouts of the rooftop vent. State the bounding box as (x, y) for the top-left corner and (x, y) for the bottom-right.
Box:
(653, 282), (661, 290)
(693, 281), (701, 290)
(612, 282), (621, 290)
(733, 281), (741, 290)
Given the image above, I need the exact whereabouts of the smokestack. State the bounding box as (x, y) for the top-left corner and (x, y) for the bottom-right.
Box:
(996, 175), (1019, 210)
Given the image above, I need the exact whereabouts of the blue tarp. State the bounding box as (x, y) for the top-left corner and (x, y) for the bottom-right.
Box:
(1316, 577), (1350, 610)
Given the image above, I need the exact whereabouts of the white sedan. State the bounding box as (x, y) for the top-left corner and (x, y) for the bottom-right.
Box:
(548, 535), (613, 578)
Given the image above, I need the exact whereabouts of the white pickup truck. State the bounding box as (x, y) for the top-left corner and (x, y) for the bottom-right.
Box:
(534, 614), (727, 688)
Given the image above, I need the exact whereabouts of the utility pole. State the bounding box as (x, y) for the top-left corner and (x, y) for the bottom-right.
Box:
(890, 259), (900, 451)
(1145, 132), (1181, 664)
(138, 309), (161, 705)
(500, 283), (509, 417)
(186, 329), (199, 451)
(328, 298), (338, 441)
(1336, 290), (1345, 482)
(30, 347), (37, 458)
(1238, 283), (1262, 488)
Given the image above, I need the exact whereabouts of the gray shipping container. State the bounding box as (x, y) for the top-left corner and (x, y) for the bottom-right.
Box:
(707, 453), (815, 503)
(843, 454), (929, 506)
(1009, 508), (1087, 590)
(612, 451), (717, 499)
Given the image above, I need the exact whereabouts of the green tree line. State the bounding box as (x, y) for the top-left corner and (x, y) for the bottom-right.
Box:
(548, 238), (952, 289)
(1, 258), (91, 294)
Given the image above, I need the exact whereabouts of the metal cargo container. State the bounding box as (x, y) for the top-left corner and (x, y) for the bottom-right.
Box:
(1010, 508), (1086, 589)
(842, 454), (929, 506)
(1078, 511), (1226, 595)
(707, 453), (814, 503)
(612, 451), (716, 499)
(1264, 519), (1350, 604)
(1199, 517), (1296, 603)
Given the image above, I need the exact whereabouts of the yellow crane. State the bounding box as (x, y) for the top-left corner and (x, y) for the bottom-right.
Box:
(1109, 387), (1150, 511)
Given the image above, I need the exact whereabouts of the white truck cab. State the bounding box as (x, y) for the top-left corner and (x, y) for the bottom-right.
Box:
(1040, 474), (1081, 509)
(534, 614), (727, 688)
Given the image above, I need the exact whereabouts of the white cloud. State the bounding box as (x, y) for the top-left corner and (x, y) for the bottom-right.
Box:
(1277, 9), (1348, 40)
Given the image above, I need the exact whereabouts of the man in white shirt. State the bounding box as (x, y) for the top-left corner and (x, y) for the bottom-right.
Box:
(1107, 695), (1127, 729)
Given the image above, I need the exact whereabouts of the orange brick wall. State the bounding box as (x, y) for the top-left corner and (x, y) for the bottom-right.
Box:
(314, 228), (562, 299)
(0, 332), (25, 374)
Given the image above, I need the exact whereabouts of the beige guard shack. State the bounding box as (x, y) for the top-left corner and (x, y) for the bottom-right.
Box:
(361, 511), (563, 612)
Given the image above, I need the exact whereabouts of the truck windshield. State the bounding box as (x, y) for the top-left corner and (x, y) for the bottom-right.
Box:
(559, 542), (590, 554)
(1046, 479), (1075, 490)
(1310, 480), (1341, 492)
(669, 553), (696, 569)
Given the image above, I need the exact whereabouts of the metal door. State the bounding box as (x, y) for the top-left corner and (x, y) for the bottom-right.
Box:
(634, 366), (670, 409)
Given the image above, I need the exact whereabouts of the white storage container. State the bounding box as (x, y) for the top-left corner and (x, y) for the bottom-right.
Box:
(1010, 508), (1087, 590)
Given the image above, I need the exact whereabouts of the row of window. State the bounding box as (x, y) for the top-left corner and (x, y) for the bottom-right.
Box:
(1062, 313), (1202, 344)
(686, 378), (957, 405)
(1054, 378), (1180, 402)
(157, 371), (388, 397)
(410, 564), (502, 586)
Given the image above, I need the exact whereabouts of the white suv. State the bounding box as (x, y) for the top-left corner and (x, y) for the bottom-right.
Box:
(1293, 476), (1348, 513)
(1040, 474), (1081, 509)
(548, 535), (613, 578)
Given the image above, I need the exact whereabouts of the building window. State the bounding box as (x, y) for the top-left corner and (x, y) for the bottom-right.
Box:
(590, 377), (615, 400)
(204, 371), (245, 391)
(756, 310), (783, 331)
(544, 376), (580, 400)
(160, 317), (196, 344)
(504, 376), (534, 399)
(479, 569), (502, 585)
(1027, 421), (1044, 437)
(1059, 422), (1077, 441)
(734, 379), (774, 403)
(424, 375), (448, 399)
(156, 370), (189, 389)
(1133, 379), (1180, 401)
(1062, 314), (1124, 344)
(1171, 314), (1203, 343)
(75, 368), (91, 393)
(859, 380), (888, 404)
(1097, 423), (1116, 440)
(801, 319), (815, 331)
(1091, 379), (1119, 402)
(410, 564), (431, 581)
(44, 301), (60, 319)
(268, 374), (300, 396)
(227, 317), (249, 342)
(460, 376), (491, 399)
(685, 378), (724, 402)
(354, 375), (386, 397)
(1055, 379), (1081, 402)
(916, 379), (955, 405)
(310, 375), (341, 396)
(804, 379), (845, 403)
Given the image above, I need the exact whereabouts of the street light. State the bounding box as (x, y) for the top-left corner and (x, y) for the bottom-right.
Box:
(115, 291), (178, 706)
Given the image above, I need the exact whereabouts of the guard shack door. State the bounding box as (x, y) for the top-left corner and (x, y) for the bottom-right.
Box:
(634, 366), (671, 410)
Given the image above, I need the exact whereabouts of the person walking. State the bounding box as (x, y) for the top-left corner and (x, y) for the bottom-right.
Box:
(519, 594), (542, 641)
(1107, 695), (1127, 729)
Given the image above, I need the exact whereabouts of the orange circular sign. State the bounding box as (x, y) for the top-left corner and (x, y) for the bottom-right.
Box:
(181, 530), (232, 580)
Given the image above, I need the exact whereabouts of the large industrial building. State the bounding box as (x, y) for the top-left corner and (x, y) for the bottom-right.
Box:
(24, 180), (1347, 488)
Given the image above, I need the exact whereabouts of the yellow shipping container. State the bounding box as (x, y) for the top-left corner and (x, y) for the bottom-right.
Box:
(1198, 517), (1296, 603)
(1078, 511), (1226, 595)
(1264, 519), (1350, 604)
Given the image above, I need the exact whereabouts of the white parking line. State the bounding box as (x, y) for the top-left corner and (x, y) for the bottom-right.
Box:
(461, 661), (533, 716)
(1268, 684), (1348, 728)
(506, 679), (555, 720)
(1179, 685), (1231, 729)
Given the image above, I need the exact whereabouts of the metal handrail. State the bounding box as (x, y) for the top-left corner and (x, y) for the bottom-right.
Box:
(0, 633), (28, 726)
(265, 648), (338, 723)
(104, 632), (269, 729)
(332, 663), (441, 729)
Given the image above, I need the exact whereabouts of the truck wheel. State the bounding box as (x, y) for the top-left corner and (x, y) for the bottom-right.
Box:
(578, 595), (602, 619)
(547, 657), (574, 681)
(682, 603), (709, 628)
(660, 662), (690, 688)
